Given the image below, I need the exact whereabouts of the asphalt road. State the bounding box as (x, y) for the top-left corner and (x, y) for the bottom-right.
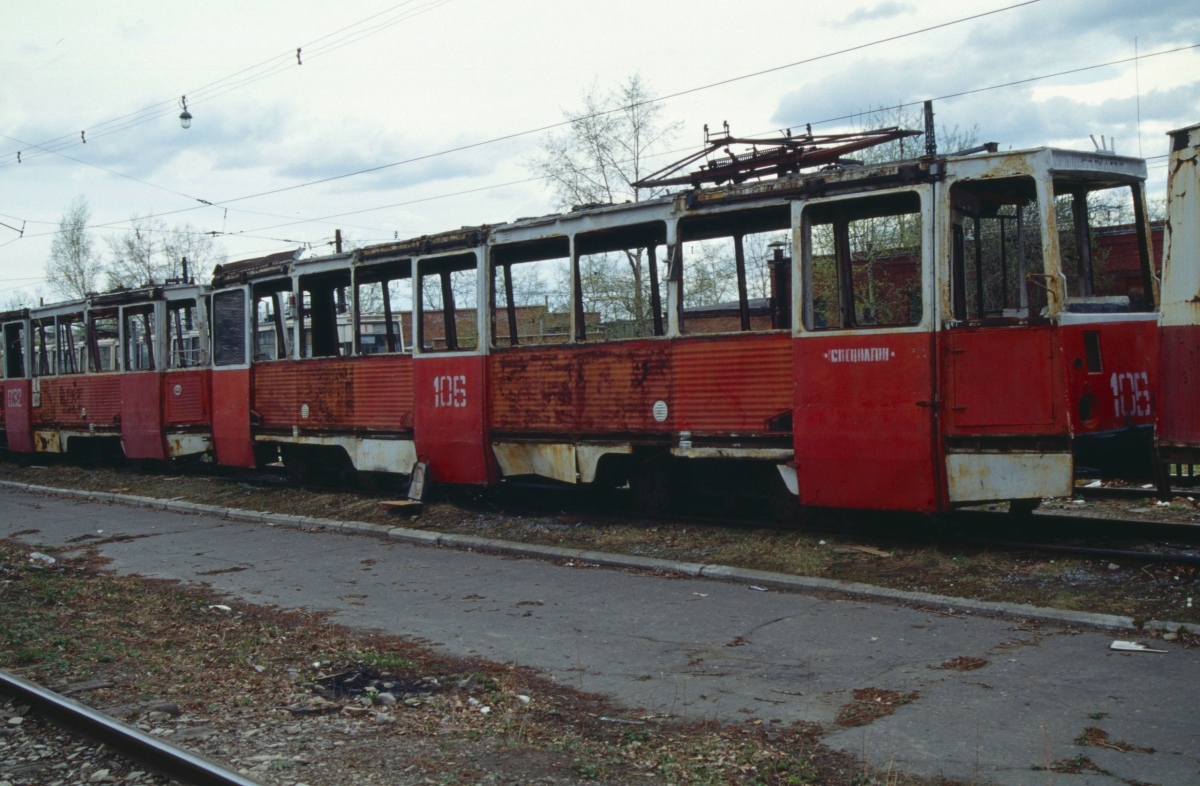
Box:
(3, 487), (1197, 785)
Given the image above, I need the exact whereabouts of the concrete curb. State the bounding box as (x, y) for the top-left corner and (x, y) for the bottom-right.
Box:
(2, 479), (1191, 634)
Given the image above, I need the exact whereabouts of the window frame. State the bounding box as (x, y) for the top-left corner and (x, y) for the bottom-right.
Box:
(796, 185), (932, 336)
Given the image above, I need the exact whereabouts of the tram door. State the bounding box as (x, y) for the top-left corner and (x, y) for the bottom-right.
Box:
(938, 177), (1070, 505)
(793, 188), (940, 512)
(2, 319), (33, 452)
(209, 286), (257, 468)
(119, 302), (168, 460)
(411, 252), (496, 485)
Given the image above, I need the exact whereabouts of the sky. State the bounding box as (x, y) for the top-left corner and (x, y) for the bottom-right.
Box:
(2, 0), (1198, 305)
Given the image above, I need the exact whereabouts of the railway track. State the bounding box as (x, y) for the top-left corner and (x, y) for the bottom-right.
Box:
(0, 670), (259, 786)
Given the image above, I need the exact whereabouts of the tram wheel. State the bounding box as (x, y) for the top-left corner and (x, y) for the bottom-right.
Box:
(632, 459), (673, 515)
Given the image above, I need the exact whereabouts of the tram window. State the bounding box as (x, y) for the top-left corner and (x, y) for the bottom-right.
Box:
(298, 270), (350, 359)
(561, 222), (669, 341)
(55, 314), (84, 375)
(123, 306), (156, 371)
(417, 254), (477, 352)
(355, 260), (412, 355)
(212, 290), (247, 367)
(31, 319), (54, 376)
(4, 323), (26, 378)
(951, 177), (1047, 321)
(167, 299), (201, 368)
(1055, 182), (1154, 312)
(677, 207), (791, 335)
(489, 238), (571, 347)
(87, 309), (119, 372)
(251, 282), (292, 361)
(802, 191), (922, 330)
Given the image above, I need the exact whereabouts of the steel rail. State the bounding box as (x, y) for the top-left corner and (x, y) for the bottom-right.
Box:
(0, 670), (261, 786)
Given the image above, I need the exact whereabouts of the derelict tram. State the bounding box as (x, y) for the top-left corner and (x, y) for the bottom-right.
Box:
(0, 121), (1169, 518)
(1155, 122), (1200, 479)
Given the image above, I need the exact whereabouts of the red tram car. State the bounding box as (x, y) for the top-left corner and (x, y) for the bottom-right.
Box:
(0, 124), (1169, 519)
(1, 283), (212, 464)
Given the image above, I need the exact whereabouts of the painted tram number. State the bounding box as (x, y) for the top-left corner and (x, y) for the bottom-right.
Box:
(433, 375), (467, 408)
(5, 388), (21, 408)
(1111, 371), (1151, 418)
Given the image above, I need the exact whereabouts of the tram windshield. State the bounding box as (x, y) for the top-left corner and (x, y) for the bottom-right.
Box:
(1054, 180), (1156, 312)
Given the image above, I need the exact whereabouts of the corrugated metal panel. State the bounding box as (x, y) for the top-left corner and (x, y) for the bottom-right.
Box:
(82, 376), (122, 425)
(351, 355), (414, 430)
(489, 340), (671, 434)
(295, 361), (353, 427)
(490, 335), (790, 436)
(34, 376), (122, 428)
(33, 378), (81, 426)
(490, 348), (579, 431)
(252, 363), (301, 428)
(164, 370), (209, 425)
(252, 357), (414, 433)
(671, 334), (792, 433)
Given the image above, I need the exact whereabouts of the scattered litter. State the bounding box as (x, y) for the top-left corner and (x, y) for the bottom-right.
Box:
(1188, 598), (1193, 608)
(833, 545), (892, 557)
(28, 552), (55, 565)
(1141, 483), (1155, 489)
(467, 697), (481, 706)
(1110, 640), (1167, 654)
(1107, 563), (1120, 571)
(598, 716), (646, 725)
(1073, 499), (1087, 505)
(748, 586), (768, 592)
(479, 706), (490, 715)
(1085, 480), (1102, 488)
(870, 637), (878, 642)
(692, 592), (707, 597)
(516, 695), (531, 704)
(818, 540), (826, 545)
(769, 688), (803, 697)
(1156, 501), (1171, 507)
(208, 604), (232, 613)
(97, 529), (103, 533)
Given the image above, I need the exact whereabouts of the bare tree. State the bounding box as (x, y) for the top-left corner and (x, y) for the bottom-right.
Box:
(529, 75), (681, 334)
(46, 196), (103, 300)
(106, 216), (226, 288)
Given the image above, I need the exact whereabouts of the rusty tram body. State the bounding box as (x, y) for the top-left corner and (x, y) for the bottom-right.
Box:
(0, 126), (1168, 517)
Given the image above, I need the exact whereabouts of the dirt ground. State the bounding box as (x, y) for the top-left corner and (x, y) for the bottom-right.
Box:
(2, 459), (1197, 628)
(0, 543), (961, 786)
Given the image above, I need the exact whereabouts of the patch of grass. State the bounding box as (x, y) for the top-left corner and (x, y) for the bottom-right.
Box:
(835, 688), (918, 728)
(7, 457), (1199, 628)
